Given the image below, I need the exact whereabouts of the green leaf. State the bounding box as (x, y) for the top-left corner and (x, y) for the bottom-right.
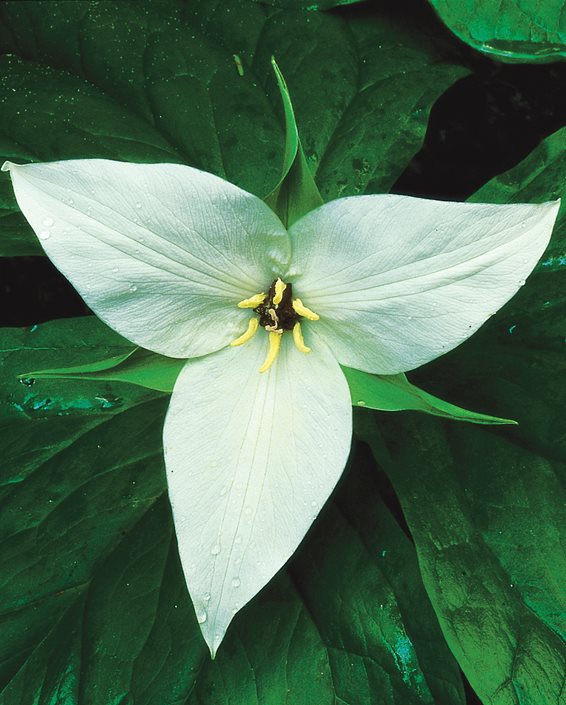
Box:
(428, 0), (566, 63)
(343, 367), (517, 425)
(359, 129), (566, 705)
(0, 316), (465, 704)
(264, 58), (323, 226)
(0, 0), (468, 255)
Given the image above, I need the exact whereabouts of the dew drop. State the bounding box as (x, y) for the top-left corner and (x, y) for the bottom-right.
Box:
(129, 284), (138, 293)
(197, 611), (207, 624)
(357, 400), (366, 407)
(135, 201), (142, 209)
(38, 229), (50, 240)
(231, 577), (241, 588)
(310, 500), (318, 508)
(211, 543), (221, 555)
(112, 267), (119, 273)
(42, 217), (54, 227)
(203, 592), (211, 602)
(219, 486), (228, 497)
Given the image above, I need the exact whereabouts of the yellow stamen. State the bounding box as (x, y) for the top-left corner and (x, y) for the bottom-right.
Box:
(237, 292), (266, 309)
(292, 322), (310, 353)
(230, 317), (259, 346)
(272, 278), (287, 306)
(292, 298), (319, 321)
(259, 331), (282, 373)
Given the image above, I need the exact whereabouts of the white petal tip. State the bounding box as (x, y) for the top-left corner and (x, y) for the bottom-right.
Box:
(1, 161), (14, 173)
(204, 631), (224, 660)
(538, 198), (561, 218)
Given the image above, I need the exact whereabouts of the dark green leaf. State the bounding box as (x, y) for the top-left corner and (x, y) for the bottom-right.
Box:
(359, 129), (566, 704)
(0, 0), (467, 255)
(428, 0), (566, 63)
(0, 317), (465, 703)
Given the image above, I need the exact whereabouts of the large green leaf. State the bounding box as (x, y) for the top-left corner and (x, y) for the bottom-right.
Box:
(0, 0), (467, 255)
(428, 0), (566, 63)
(0, 317), (465, 703)
(360, 128), (566, 705)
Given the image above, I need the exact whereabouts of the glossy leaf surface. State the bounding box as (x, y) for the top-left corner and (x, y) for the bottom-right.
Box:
(428, 0), (566, 63)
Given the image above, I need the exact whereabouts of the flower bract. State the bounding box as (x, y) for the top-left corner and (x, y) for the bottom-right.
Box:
(3, 158), (559, 656)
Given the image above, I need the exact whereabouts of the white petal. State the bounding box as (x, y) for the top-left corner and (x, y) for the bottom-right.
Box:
(287, 195), (560, 373)
(3, 160), (289, 358)
(163, 332), (351, 656)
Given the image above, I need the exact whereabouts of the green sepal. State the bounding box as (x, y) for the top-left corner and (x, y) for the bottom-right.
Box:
(343, 367), (516, 425)
(264, 58), (324, 227)
(21, 349), (516, 425)
(19, 348), (182, 394)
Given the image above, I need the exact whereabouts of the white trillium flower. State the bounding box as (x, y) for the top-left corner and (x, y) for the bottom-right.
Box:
(3, 158), (559, 656)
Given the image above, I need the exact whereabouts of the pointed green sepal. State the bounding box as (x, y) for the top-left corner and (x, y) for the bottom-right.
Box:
(264, 57), (323, 227)
(342, 367), (517, 425)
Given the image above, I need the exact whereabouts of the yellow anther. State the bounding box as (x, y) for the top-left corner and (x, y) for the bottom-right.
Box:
(237, 292), (266, 309)
(259, 331), (282, 373)
(230, 317), (259, 346)
(292, 298), (319, 321)
(272, 278), (287, 306)
(292, 322), (311, 353)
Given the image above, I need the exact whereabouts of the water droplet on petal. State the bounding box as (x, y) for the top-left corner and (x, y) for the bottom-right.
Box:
(211, 544), (221, 555)
(135, 202), (142, 209)
(38, 230), (50, 240)
(197, 611), (207, 624)
(231, 577), (241, 588)
(357, 400), (366, 407)
(129, 284), (138, 293)
(112, 267), (119, 273)
(203, 592), (211, 602)
(42, 217), (54, 227)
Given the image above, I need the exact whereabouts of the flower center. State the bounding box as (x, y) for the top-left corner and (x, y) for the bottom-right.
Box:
(231, 278), (319, 373)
